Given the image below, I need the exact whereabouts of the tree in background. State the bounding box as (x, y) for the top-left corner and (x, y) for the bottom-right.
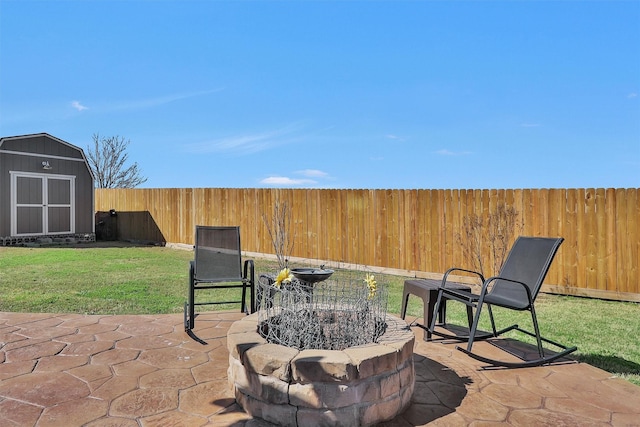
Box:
(87, 134), (147, 188)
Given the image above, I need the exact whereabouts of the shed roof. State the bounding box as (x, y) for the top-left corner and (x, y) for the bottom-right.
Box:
(0, 132), (84, 156)
(0, 132), (94, 180)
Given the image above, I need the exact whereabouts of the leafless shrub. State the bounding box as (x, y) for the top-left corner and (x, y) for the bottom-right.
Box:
(488, 204), (522, 273)
(459, 213), (486, 274)
(262, 199), (294, 269)
(457, 204), (522, 275)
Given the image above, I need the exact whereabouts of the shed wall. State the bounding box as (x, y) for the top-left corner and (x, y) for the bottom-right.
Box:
(0, 134), (94, 238)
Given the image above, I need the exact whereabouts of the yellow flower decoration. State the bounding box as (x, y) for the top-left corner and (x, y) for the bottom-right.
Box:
(364, 273), (377, 300)
(275, 267), (293, 288)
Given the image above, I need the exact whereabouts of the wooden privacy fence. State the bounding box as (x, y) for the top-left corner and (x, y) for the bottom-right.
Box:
(95, 188), (639, 302)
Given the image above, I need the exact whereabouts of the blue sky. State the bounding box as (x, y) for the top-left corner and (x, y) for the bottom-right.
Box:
(1, 0), (638, 190)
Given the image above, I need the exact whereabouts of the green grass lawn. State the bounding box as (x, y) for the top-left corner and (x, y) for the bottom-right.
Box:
(1, 244), (638, 386)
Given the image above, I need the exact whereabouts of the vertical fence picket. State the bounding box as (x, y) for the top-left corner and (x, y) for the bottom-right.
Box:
(595, 188), (607, 291)
(547, 189), (563, 285)
(428, 190), (442, 272)
(564, 189), (578, 287)
(625, 188), (639, 294)
(604, 188), (617, 293)
(584, 189), (598, 290)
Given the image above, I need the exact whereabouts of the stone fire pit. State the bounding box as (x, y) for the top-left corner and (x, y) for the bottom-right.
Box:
(227, 313), (415, 426)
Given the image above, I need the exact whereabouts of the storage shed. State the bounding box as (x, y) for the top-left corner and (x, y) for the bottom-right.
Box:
(0, 133), (95, 245)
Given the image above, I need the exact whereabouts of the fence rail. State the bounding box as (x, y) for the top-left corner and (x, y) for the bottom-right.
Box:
(95, 188), (640, 302)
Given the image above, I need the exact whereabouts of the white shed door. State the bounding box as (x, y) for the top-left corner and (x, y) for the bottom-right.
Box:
(10, 172), (76, 236)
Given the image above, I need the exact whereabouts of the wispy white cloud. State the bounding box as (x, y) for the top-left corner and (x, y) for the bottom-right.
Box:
(108, 88), (224, 112)
(71, 100), (88, 111)
(435, 149), (471, 156)
(260, 168), (332, 187)
(260, 176), (317, 186)
(184, 123), (303, 156)
(386, 134), (404, 141)
(187, 133), (273, 155)
(628, 92), (638, 99)
(521, 123), (541, 128)
(296, 169), (328, 178)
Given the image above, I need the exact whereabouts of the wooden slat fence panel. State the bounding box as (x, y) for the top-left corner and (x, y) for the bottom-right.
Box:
(95, 187), (640, 302)
(547, 189), (563, 286)
(585, 188), (599, 290)
(563, 189), (578, 287)
(595, 188), (607, 292)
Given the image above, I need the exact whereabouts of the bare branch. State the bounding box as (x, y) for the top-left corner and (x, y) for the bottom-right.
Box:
(457, 204), (522, 276)
(87, 134), (147, 188)
(262, 199), (295, 269)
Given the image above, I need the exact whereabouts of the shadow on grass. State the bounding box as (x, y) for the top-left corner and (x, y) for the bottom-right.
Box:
(575, 353), (640, 383)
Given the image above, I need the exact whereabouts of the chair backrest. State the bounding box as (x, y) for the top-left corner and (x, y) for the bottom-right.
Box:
(492, 236), (564, 304)
(193, 226), (243, 282)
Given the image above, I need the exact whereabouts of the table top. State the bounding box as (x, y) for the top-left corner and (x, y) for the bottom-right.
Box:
(404, 278), (471, 290)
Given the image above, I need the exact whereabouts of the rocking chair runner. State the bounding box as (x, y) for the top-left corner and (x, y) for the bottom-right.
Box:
(184, 226), (255, 331)
(429, 236), (577, 368)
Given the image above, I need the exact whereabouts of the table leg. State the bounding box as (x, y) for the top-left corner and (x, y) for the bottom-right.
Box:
(425, 292), (436, 341)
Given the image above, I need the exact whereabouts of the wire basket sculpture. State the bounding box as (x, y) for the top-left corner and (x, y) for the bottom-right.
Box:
(257, 272), (388, 351)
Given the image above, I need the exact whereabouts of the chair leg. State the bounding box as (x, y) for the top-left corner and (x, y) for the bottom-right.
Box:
(250, 283), (256, 313)
(245, 260), (255, 314)
(488, 305), (498, 336)
(240, 283), (247, 314)
(183, 302), (189, 331)
(465, 292), (486, 352)
(400, 291), (410, 320)
(530, 304), (545, 358)
(187, 287), (195, 330)
(186, 264), (196, 331)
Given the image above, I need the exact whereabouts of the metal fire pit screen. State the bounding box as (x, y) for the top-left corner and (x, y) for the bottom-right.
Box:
(257, 274), (388, 351)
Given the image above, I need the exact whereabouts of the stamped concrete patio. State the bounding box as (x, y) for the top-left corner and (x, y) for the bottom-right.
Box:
(1, 310), (639, 426)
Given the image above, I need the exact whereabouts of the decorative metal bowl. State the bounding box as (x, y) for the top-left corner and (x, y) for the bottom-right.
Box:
(290, 267), (334, 283)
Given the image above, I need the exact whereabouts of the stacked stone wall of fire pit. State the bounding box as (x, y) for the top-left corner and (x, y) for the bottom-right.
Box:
(227, 313), (415, 427)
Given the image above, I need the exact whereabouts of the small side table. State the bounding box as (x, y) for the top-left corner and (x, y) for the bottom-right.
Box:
(401, 279), (473, 341)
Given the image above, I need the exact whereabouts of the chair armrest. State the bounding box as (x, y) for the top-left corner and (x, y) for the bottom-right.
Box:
(483, 275), (534, 304)
(442, 267), (485, 287)
(243, 259), (255, 283)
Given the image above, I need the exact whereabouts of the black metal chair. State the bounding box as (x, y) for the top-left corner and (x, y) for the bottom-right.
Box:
(429, 236), (577, 368)
(184, 226), (255, 331)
